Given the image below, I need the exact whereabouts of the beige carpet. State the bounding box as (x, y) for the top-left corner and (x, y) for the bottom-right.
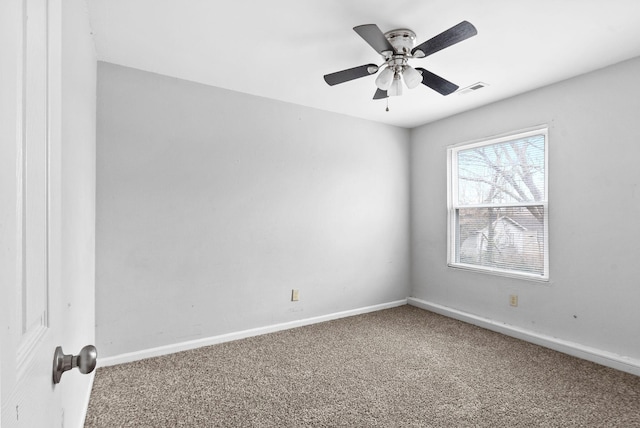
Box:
(85, 306), (640, 427)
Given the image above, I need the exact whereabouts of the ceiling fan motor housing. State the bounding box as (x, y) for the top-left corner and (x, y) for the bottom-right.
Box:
(381, 29), (419, 78)
(383, 29), (417, 55)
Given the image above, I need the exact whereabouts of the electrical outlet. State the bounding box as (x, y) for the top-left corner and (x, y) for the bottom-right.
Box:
(291, 289), (299, 302)
(509, 294), (518, 307)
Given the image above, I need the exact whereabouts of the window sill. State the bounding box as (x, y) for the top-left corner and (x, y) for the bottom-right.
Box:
(448, 262), (549, 283)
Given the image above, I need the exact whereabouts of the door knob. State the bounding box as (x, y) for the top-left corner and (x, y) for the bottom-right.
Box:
(53, 345), (97, 384)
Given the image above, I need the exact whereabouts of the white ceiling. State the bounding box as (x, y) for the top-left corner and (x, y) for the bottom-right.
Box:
(85, 0), (640, 128)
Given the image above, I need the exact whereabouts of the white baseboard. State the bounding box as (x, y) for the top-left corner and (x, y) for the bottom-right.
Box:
(98, 299), (407, 368)
(97, 297), (640, 377)
(408, 297), (640, 377)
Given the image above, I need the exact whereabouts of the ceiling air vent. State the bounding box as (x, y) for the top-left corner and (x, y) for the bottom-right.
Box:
(457, 82), (489, 95)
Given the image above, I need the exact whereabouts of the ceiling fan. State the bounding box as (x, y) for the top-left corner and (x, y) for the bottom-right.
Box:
(323, 21), (477, 100)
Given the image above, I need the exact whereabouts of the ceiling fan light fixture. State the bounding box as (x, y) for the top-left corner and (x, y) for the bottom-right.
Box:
(403, 65), (422, 89)
(375, 66), (394, 90)
(388, 74), (403, 97)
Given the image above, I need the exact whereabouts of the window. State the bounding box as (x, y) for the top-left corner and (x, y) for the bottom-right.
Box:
(448, 127), (548, 280)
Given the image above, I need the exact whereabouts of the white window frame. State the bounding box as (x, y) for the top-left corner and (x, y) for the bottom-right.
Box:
(447, 126), (549, 281)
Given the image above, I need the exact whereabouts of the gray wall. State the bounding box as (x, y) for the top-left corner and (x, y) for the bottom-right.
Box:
(411, 57), (640, 361)
(96, 63), (410, 357)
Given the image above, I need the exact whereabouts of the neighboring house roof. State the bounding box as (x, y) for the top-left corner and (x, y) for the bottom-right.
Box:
(495, 216), (527, 231)
(468, 216), (527, 235)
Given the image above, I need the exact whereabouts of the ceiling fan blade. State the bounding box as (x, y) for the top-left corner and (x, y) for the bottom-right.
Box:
(412, 21), (477, 58)
(353, 24), (395, 54)
(415, 68), (459, 95)
(324, 64), (378, 86)
(373, 88), (388, 100)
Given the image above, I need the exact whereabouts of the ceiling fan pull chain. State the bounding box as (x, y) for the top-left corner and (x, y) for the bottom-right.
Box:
(386, 98), (389, 112)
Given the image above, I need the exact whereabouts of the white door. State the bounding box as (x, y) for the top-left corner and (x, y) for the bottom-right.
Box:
(1, 0), (65, 426)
